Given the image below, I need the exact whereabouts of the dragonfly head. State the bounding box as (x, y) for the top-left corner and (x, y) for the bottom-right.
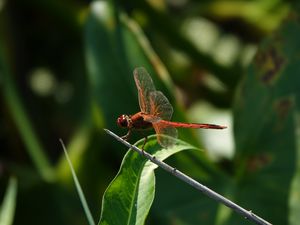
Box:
(117, 114), (131, 128)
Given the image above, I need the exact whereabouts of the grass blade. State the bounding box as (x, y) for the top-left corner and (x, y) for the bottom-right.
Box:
(59, 139), (95, 225)
(0, 177), (17, 225)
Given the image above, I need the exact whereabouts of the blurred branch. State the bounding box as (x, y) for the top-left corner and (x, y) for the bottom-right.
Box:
(104, 129), (273, 225)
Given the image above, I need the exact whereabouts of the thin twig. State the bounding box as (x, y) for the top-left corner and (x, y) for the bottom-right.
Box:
(104, 129), (272, 225)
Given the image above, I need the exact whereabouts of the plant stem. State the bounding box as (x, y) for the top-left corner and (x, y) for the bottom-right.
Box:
(104, 129), (272, 225)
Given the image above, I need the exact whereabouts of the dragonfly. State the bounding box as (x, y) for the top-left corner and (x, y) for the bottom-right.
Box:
(117, 67), (227, 148)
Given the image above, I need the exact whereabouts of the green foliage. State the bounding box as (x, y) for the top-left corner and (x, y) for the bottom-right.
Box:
(0, 0), (300, 225)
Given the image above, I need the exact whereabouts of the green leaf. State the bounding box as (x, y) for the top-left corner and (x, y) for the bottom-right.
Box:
(98, 135), (198, 225)
(0, 177), (17, 225)
(230, 15), (300, 225)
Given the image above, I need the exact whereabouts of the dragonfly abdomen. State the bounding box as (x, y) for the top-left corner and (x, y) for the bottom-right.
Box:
(159, 120), (227, 129)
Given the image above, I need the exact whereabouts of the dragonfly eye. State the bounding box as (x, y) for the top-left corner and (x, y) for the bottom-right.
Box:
(117, 115), (129, 128)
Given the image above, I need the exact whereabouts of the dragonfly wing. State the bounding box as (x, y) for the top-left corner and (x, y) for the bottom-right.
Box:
(149, 91), (173, 121)
(134, 67), (156, 113)
(153, 123), (178, 148)
(141, 114), (161, 123)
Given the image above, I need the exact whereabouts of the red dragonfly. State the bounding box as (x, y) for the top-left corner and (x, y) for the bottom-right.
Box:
(117, 67), (227, 148)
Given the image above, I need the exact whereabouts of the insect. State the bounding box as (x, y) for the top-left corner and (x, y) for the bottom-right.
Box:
(117, 67), (227, 148)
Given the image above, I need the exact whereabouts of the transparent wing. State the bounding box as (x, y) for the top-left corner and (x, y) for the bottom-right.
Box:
(148, 91), (173, 121)
(150, 91), (177, 147)
(134, 67), (156, 113)
(153, 123), (178, 148)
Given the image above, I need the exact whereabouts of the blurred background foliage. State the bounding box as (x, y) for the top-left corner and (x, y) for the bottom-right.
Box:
(0, 0), (300, 224)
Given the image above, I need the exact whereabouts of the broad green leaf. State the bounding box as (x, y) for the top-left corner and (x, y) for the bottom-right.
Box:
(0, 177), (17, 225)
(98, 135), (198, 225)
(229, 15), (300, 225)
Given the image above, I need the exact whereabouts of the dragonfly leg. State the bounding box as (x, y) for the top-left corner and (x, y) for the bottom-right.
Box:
(121, 129), (131, 141)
